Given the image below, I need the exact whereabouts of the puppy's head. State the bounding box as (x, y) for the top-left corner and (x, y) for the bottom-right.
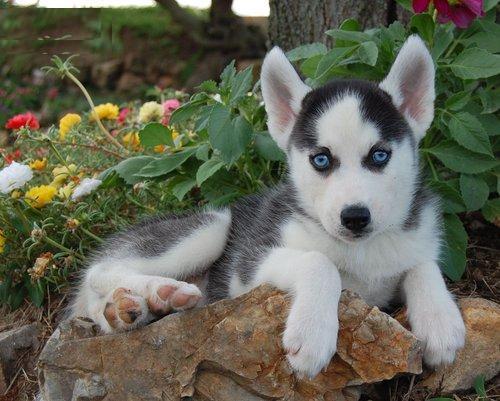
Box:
(261, 35), (435, 242)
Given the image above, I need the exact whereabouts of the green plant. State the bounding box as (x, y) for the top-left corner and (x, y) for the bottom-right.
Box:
(104, 62), (284, 206)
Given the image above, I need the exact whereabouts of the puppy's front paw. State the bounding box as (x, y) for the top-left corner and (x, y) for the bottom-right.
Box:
(283, 306), (338, 378)
(410, 303), (466, 367)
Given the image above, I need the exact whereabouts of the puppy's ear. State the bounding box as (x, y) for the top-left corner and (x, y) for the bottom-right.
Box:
(379, 35), (435, 141)
(261, 47), (310, 150)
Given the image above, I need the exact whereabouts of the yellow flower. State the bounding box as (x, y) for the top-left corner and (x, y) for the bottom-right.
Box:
(65, 218), (80, 231)
(138, 101), (163, 123)
(172, 129), (179, 140)
(122, 132), (140, 150)
(25, 185), (57, 208)
(0, 230), (5, 254)
(154, 145), (166, 153)
(29, 158), (47, 171)
(58, 182), (76, 200)
(51, 164), (78, 187)
(59, 113), (81, 140)
(90, 103), (119, 121)
(11, 190), (22, 199)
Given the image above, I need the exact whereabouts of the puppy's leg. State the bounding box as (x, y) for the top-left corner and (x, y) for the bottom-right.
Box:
(71, 210), (230, 332)
(403, 261), (466, 367)
(252, 248), (341, 377)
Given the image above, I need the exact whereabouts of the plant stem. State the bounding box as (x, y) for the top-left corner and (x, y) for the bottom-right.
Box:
(80, 227), (105, 244)
(425, 153), (439, 181)
(43, 236), (85, 260)
(46, 139), (70, 168)
(65, 71), (127, 153)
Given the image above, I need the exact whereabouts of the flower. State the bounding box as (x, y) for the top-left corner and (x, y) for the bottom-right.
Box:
(117, 107), (130, 124)
(51, 164), (78, 187)
(161, 99), (181, 125)
(0, 230), (5, 254)
(58, 182), (76, 200)
(0, 162), (33, 194)
(65, 218), (80, 231)
(71, 178), (102, 200)
(25, 185), (57, 208)
(5, 112), (40, 130)
(172, 129), (180, 141)
(90, 103), (119, 121)
(29, 158), (47, 171)
(138, 101), (163, 123)
(59, 113), (82, 140)
(154, 145), (166, 153)
(4, 149), (22, 164)
(122, 132), (141, 150)
(28, 252), (53, 280)
(412, 0), (484, 28)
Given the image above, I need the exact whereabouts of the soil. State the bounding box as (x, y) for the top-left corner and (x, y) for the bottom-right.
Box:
(0, 214), (498, 401)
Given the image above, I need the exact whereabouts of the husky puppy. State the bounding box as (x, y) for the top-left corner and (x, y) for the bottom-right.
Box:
(70, 35), (465, 377)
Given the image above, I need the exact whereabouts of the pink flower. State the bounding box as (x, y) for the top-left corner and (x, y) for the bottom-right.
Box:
(5, 112), (40, 130)
(161, 99), (181, 126)
(435, 0), (484, 28)
(412, 0), (484, 28)
(117, 107), (130, 125)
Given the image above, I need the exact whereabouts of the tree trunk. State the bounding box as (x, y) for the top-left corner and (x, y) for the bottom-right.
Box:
(268, 0), (405, 50)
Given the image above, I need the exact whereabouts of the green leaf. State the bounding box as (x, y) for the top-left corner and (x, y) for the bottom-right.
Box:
(138, 123), (174, 148)
(429, 180), (466, 213)
(314, 47), (357, 82)
(170, 100), (205, 125)
(463, 31), (500, 53)
(410, 13), (435, 44)
(357, 41), (379, 66)
(286, 43), (327, 61)
(478, 88), (500, 114)
(478, 113), (500, 136)
(136, 148), (197, 178)
(336, 19), (362, 47)
(169, 176), (196, 201)
(484, 0), (499, 11)
(195, 143), (210, 161)
(220, 60), (236, 88)
(482, 198), (500, 223)
(431, 25), (454, 60)
(473, 375), (487, 398)
(26, 280), (44, 307)
(208, 105), (252, 164)
(196, 157), (226, 185)
(325, 29), (373, 43)
(460, 174), (490, 211)
(440, 213), (468, 281)
(198, 79), (218, 92)
(109, 156), (155, 185)
(449, 48), (500, 79)
(254, 131), (286, 161)
(425, 141), (498, 174)
(229, 65), (253, 105)
(300, 54), (323, 79)
(446, 112), (492, 156)
(445, 91), (471, 111)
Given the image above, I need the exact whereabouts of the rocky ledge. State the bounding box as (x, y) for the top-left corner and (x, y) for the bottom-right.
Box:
(37, 285), (499, 401)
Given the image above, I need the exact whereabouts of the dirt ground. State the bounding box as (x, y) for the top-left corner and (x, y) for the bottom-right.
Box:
(0, 213), (498, 401)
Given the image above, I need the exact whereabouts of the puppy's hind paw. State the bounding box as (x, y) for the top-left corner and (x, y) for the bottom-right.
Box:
(103, 287), (150, 331)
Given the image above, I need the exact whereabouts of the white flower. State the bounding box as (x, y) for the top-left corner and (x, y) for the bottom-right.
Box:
(71, 178), (102, 200)
(0, 162), (33, 194)
(212, 94), (222, 103)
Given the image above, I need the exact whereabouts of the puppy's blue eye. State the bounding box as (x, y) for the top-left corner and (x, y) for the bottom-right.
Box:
(372, 150), (390, 164)
(311, 153), (330, 170)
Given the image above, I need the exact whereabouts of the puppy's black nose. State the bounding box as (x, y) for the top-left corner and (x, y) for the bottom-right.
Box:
(341, 206), (371, 231)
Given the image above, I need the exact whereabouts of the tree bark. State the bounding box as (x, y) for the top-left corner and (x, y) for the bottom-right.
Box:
(268, 0), (404, 50)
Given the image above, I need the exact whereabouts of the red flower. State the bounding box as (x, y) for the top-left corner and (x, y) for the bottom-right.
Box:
(117, 107), (130, 124)
(5, 112), (40, 130)
(412, 0), (484, 28)
(4, 149), (22, 164)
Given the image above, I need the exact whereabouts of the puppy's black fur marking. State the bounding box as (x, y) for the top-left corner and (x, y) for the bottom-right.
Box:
(290, 80), (412, 150)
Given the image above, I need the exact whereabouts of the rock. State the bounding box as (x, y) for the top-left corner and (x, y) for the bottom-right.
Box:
(0, 323), (40, 391)
(91, 59), (123, 89)
(116, 72), (144, 92)
(421, 297), (500, 393)
(38, 285), (422, 401)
